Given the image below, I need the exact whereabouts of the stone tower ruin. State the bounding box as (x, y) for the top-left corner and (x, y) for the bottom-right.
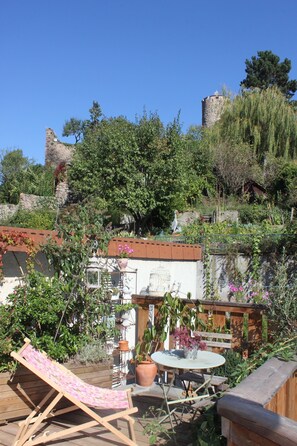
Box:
(202, 92), (226, 127)
(45, 128), (74, 167)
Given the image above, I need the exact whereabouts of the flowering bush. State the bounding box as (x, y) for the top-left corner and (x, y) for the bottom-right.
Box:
(229, 280), (270, 305)
(173, 327), (207, 351)
(117, 243), (134, 258)
(228, 283), (245, 302)
(246, 284), (270, 305)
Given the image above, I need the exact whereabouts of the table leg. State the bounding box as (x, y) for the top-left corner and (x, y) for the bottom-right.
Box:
(156, 365), (178, 431)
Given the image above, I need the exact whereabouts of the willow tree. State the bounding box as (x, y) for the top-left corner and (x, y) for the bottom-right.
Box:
(212, 87), (297, 162)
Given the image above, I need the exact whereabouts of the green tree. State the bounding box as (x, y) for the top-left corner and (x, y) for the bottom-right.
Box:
(0, 149), (55, 204)
(266, 158), (297, 207)
(212, 140), (260, 195)
(62, 118), (84, 143)
(211, 88), (297, 163)
(0, 149), (31, 203)
(182, 126), (216, 205)
(241, 50), (297, 99)
(69, 111), (186, 232)
(62, 100), (103, 142)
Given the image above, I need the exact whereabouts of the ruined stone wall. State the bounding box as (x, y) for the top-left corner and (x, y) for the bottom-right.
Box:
(19, 193), (57, 211)
(0, 204), (18, 222)
(55, 181), (69, 207)
(202, 93), (226, 127)
(45, 128), (74, 167)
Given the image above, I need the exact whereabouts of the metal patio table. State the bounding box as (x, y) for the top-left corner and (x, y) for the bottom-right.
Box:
(151, 349), (225, 429)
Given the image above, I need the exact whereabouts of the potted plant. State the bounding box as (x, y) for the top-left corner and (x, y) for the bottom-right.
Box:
(117, 243), (134, 271)
(133, 326), (162, 387)
(173, 326), (207, 359)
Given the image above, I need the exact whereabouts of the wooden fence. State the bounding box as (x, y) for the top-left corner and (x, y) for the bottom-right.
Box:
(132, 295), (267, 355)
(217, 357), (297, 445)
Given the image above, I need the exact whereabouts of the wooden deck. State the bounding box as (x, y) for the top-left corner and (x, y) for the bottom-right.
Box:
(0, 391), (197, 446)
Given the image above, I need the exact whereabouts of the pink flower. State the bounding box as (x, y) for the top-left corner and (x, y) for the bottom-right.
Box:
(118, 244), (134, 258)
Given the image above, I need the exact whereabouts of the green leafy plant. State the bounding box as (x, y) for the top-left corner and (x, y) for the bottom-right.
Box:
(134, 292), (205, 363)
(193, 405), (226, 446)
(230, 337), (297, 386)
(267, 251), (297, 338)
(0, 202), (133, 371)
(142, 406), (172, 445)
(9, 208), (57, 230)
(134, 325), (165, 362)
(73, 339), (111, 364)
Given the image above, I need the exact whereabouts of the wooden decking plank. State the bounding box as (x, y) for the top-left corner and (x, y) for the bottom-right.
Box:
(0, 422), (20, 446)
(59, 411), (148, 445)
(0, 392), (199, 446)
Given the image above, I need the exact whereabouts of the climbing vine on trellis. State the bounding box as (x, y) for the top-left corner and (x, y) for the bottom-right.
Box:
(0, 232), (36, 282)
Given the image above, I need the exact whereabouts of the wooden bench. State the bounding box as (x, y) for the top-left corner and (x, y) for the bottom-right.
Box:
(194, 331), (232, 351)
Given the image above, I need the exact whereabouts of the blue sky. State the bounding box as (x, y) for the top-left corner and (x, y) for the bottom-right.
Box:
(1, 0), (297, 164)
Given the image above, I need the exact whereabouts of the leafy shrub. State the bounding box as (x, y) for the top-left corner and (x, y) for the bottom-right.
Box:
(9, 209), (56, 230)
(193, 405), (226, 446)
(0, 203), (132, 372)
(230, 337), (296, 386)
(238, 203), (287, 225)
(267, 251), (297, 338)
(73, 339), (111, 364)
(214, 350), (245, 388)
(0, 271), (86, 369)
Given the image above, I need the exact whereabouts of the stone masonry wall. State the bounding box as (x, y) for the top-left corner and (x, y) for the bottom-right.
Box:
(19, 193), (57, 211)
(45, 128), (74, 167)
(202, 93), (226, 127)
(0, 204), (19, 222)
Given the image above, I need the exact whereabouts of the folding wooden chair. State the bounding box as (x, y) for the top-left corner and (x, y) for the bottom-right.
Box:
(10, 338), (138, 446)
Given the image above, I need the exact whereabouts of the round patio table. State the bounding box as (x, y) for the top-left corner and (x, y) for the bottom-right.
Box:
(151, 349), (225, 429)
(151, 349), (225, 371)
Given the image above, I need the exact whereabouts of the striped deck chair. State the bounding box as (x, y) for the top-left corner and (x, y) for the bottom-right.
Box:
(10, 338), (138, 446)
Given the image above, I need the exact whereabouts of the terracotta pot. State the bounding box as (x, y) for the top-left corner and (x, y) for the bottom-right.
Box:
(118, 340), (129, 351)
(135, 361), (158, 387)
(117, 258), (129, 271)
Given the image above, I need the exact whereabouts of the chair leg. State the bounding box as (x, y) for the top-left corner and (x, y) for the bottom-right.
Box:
(13, 388), (56, 445)
(127, 416), (136, 443)
(13, 392), (64, 446)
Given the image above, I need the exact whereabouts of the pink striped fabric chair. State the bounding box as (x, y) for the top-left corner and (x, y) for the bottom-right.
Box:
(11, 338), (138, 446)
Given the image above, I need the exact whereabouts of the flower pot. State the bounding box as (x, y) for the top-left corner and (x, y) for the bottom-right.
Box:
(183, 347), (198, 360)
(118, 340), (129, 351)
(135, 361), (158, 387)
(117, 258), (129, 271)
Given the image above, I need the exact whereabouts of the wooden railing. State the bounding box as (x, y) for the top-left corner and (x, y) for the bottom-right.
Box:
(132, 296), (267, 354)
(217, 357), (297, 446)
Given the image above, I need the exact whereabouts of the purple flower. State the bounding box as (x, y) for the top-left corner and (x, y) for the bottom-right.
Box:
(173, 327), (207, 351)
